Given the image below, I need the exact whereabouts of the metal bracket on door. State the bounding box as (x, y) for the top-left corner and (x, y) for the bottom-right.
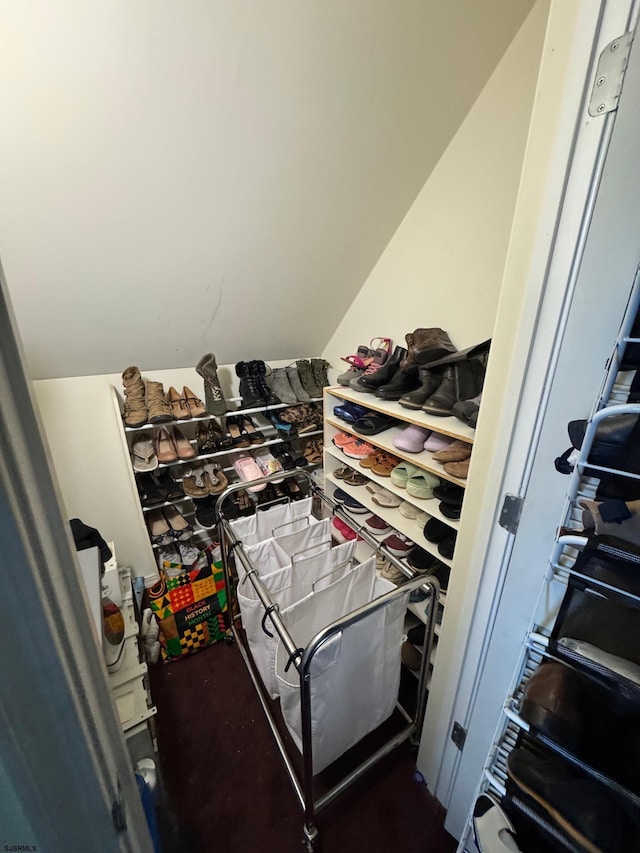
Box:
(588, 31), (634, 116)
(498, 494), (523, 535)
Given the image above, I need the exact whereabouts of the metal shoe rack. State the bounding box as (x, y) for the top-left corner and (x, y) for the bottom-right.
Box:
(216, 470), (440, 852)
(459, 267), (640, 852)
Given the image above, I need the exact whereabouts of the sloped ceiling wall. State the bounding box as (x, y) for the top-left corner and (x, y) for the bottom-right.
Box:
(0, 0), (533, 379)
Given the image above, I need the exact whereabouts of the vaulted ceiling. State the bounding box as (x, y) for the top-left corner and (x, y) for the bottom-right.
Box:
(0, 0), (534, 378)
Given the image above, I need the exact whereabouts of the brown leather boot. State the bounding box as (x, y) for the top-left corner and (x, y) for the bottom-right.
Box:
(520, 661), (587, 752)
(145, 380), (174, 424)
(122, 366), (148, 428)
(401, 328), (456, 371)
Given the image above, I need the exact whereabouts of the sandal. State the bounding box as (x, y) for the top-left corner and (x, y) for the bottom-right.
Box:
(203, 463), (229, 495)
(233, 489), (254, 517)
(239, 415), (265, 445)
(371, 454), (402, 477)
(303, 438), (324, 465)
(272, 444), (297, 470)
(131, 433), (159, 472)
(181, 464), (210, 498)
(333, 465), (352, 479)
(225, 415), (252, 448)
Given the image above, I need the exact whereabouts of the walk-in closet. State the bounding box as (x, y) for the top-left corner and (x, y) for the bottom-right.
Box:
(1, 2), (639, 852)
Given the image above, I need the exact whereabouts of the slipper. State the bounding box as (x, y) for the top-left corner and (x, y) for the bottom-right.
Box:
(371, 488), (402, 509)
(398, 501), (429, 524)
(389, 461), (421, 488)
(406, 471), (440, 500)
(352, 414), (398, 436)
(424, 432), (455, 452)
(233, 453), (267, 492)
(472, 793), (520, 853)
(371, 454), (402, 477)
(254, 449), (285, 483)
(393, 424), (431, 453)
(131, 433), (158, 472)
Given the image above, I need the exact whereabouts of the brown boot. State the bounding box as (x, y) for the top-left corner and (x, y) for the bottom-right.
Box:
(146, 380), (174, 424)
(401, 328), (456, 371)
(122, 366), (148, 428)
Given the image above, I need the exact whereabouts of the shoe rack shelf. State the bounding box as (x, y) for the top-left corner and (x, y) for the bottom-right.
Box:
(123, 395), (323, 432)
(327, 386), (476, 444)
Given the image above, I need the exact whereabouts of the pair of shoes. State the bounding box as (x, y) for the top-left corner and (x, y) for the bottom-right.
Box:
(280, 403), (323, 433)
(333, 401), (371, 423)
(337, 344), (374, 385)
(352, 413), (399, 435)
(137, 470), (182, 505)
(196, 354), (228, 415)
(367, 483), (402, 508)
(347, 340), (393, 390)
(182, 462), (228, 497)
(452, 393), (481, 429)
(390, 462), (439, 498)
(303, 438), (323, 465)
(271, 443), (298, 470)
(225, 414), (265, 447)
(196, 421), (233, 454)
(122, 366), (149, 427)
(393, 424), (431, 453)
(154, 426), (197, 464)
(359, 450), (402, 476)
(131, 433), (158, 472)
(333, 434), (375, 460)
(219, 489), (254, 521)
(363, 514), (392, 536)
(296, 358), (330, 398)
(235, 360), (281, 408)
(331, 517), (362, 543)
(233, 450), (285, 491)
(146, 506), (192, 544)
(433, 482), (464, 519)
(398, 501), (429, 526)
(443, 459), (470, 479)
(271, 366), (314, 403)
(407, 548), (440, 573)
(157, 539), (201, 570)
(166, 386), (206, 419)
(382, 531), (415, 558)
(379, 561), (407, 582)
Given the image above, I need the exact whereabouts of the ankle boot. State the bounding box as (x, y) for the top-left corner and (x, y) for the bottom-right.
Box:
(296, 359), (322, 398)
(249, 360), (281, 406)
(421, 366), (458, 416)
(311, 358), (330, 393)
(355, 346), (407, 391)
(375, 364), (421, 400)
(399, 366), (444, 410)
(235, 361), (263, 409)
(286, 365), (311, 402)
(271, 368), (298, 404)
(196, 353), (228, 416)
(122, 366), (148, 427)
(402, 328), (457, 371)
(145, 380), (174, 424)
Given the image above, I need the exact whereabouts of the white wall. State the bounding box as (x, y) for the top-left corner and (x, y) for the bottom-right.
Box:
(322, 2), (548, 365)
(0, 0), (532, 380)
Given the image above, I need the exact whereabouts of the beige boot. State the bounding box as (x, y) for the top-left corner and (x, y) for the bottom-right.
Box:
(122, 366), (148, 428)
(146, 380), (174, 424)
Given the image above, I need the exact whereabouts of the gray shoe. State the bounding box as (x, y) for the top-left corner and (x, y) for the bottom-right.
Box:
(338, 366), (364, 385)
(286, 366), (311, 402)
(196, 353), (228, 416)
(271, 368), (298, 404)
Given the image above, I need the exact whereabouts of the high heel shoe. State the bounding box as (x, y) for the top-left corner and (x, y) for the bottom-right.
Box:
(166, 387), (191, 420)
(154, 427), (178, 464)
(239, 415), (265, 445)
(171, 426), (197, 461)
(225, 415), (252, 448)
(183, 386), (207, 418)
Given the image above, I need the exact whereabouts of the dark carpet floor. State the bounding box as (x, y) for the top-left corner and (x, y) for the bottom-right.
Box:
(148, 640), (457, 853)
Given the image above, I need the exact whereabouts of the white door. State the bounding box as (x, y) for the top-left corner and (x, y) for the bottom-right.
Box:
(419, 0), (640, 839)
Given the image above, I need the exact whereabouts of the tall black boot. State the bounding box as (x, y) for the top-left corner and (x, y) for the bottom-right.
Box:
(375, 364), (421, 400)
(235, 361), (263, 409)
(249, 360), (281, 406)
(421, 366), (458, 415)
(355, 346), (408, 391)
(399, 366), (444, 410)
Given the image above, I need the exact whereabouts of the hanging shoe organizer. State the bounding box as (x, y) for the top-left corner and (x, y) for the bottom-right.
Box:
(459, 267), (640, 853)
(216, 470), (440, 852)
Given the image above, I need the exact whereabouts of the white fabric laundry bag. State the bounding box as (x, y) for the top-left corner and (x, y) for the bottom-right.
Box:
(241, 518), (332, 574)
(275, 560), (408, 773)
(237, 539), (357, 698)
(228, 497), (319, 546)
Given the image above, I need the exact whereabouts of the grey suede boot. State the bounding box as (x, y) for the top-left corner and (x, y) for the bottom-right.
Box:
(271, 368), (298, 404)
(196, 353), (228, 416)
(286, 365), (311, 402)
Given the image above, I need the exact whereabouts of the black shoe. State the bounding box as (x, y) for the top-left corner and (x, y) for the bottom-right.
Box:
(355, 346), (408, 391)
(194, 495), (218, 529)
(438, 533), (457, 560)
(407, 547), (440, 573)
(249, 360), (281, 407)
(439, 502), (461, 520)
(272, 443), (297, 470)
(154, 470), (183, 502)
(406, 623), (426, 646)
(398, 366), (444, 409)
(137, 473), (165, 507)
(421, 366), (458, 416)
(432, 482), (465, 506)
(235, 361), (263, 409)
(423, 518), (452, 543)
(375, 365), (421, 401)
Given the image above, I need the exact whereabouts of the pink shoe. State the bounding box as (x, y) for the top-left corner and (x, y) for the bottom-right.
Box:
(233, 453), (267, 492)
(393, 424), (431, 453)
(342, 438), (375, 459)
(331, 517), (361, 543)
(333, 431), (356, 448)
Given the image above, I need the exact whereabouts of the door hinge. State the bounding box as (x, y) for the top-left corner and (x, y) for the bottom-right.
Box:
(498, 494), (523, 535)
(451, 721), (467, 751)
(111, 778), (127, 832)
(588, 31), (634, 117)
